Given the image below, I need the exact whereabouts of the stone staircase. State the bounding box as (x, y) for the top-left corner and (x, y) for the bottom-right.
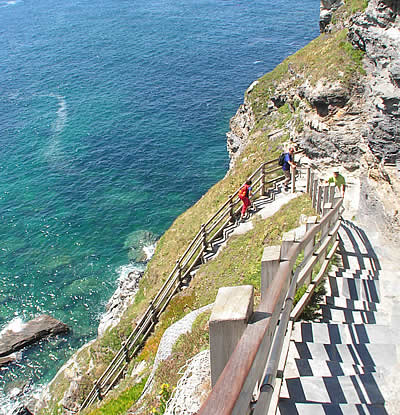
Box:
(278, 220), (398, 414)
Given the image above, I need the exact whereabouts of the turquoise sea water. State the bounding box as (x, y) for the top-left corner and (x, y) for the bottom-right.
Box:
(0, 0), (319, 409)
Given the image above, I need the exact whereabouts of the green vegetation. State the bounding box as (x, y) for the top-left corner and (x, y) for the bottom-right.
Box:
(247, 28), (366, 121)
(38, 2), (366, 413)
(85, 377), (147, 415)
(345, 0), (369, 14)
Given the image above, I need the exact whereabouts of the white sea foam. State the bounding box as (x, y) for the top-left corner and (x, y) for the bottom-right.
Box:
(42, 94), (68, 161)
(0, 0), (23, 8)
(116, 262), (145, 282)
(0, 382), (42, 415)
(51, 94), (67, 135)
(143, 243), (156, 261)
(0, 316), (25, 335)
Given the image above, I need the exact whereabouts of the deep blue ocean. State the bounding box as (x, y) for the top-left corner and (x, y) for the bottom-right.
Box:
(0, 0), (319, 410)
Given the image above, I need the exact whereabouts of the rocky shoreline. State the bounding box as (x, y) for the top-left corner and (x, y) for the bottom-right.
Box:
(24, 1), (400, 413)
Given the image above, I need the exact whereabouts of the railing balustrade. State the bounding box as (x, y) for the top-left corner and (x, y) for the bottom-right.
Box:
(79, 157), (285, 411)
(198, 170), (343, 415)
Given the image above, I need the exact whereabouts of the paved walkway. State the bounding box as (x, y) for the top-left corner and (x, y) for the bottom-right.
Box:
(277, 178), (400, 414)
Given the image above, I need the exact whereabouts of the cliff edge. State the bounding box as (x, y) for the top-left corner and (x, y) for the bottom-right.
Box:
(32, 1), (400, 414)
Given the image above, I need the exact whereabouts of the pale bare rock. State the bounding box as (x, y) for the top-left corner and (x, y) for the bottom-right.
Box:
(164, 350), (211, 415)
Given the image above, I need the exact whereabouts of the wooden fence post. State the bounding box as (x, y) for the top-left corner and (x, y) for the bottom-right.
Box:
(308, 171), (314, 198)
(328, 183), (336, 203)
(302, 216), (318, 286)
(321, 203), (333, 239)
(323, 184), (329, 207)
(306, 167), (311, 194)
(261, 246), (281, 302)
(312, 179), (319, 210)
(209, 286), (254, 387)
(280, 231), (298, 294)
(261, 164), (266, 196)
(291, 167), (296, 193)
(229, 194), (235, 223)
(201, 224), (207, 263)
(316, 185), (323, 214)
(122, 341), (130, 363)
(95, 381), (102, 401)
(280, 230), (296, 261)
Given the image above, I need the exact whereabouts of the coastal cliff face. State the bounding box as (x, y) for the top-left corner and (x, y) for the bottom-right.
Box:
(230, 0), (400, 169)
(228, 0), (399, 232)
(32, 1), (400, 413)
(348, 0), (400, 162)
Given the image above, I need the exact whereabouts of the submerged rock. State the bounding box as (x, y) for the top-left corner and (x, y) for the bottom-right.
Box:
(124, 229), (157, 262)
(0, 315), (69, 358)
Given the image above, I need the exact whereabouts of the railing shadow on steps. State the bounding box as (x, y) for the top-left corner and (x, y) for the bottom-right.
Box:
(197, 173), (343, 415)
(79, 157), (291, 411)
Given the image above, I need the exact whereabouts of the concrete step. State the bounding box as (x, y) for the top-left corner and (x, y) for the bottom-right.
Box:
(278, 401), (387, 414)
(325, 276), (380, 303)
(329, 269), (379, 280)
(320, 306), (389, 325)
(286, 342), (398, 368)
(283, 357), (376, 378)
(280, 373), (385, 405)
(291, 322), (400, 345)
(324, 295), (379, 312)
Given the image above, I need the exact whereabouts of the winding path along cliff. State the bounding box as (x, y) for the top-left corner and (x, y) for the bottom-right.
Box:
(31, 1), (400, 413)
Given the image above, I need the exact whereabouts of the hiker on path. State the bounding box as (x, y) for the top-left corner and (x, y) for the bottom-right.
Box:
(326, 170), (346, 197)
(282, 147), (297, 191)
(238, 179), (252, 221)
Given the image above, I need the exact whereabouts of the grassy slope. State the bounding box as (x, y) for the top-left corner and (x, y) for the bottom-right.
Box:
(41, 2), (368, 413)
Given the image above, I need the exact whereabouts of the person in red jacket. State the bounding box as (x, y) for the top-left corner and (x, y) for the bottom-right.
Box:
(238, 179), (253, 221)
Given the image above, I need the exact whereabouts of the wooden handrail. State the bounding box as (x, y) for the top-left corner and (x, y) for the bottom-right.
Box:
(199, 173), (343, 415)
(80, 156), (282, 410)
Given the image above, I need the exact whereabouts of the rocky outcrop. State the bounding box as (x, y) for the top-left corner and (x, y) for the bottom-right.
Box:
(98, 268), (143, 336)
(226, 83), (256, 169)
(164, 350), (210, 415)
(0, 315), (69, 360)
(320, 0), (344, 31)
(348, 0), (400, 163)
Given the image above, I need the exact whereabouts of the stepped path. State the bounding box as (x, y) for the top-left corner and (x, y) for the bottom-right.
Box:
(278, 192), (400, 415)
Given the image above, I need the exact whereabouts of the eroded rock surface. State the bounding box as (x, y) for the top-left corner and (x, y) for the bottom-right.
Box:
(0, 315), (69, 359)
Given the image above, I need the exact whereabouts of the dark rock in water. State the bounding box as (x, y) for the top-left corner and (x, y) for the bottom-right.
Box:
(124, 229), (157, 262)
(0, 352), (18, 367)
(0, 314), (69, 358)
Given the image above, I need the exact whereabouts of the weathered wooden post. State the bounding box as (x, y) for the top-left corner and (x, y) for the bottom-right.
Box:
(280, 230), (299, 294)
(201, 224), (207, 263)
(306, 167), (311, 194)
(308, 171), (314, 198)
(261, 245), (281, 302)
(209, 285), (254, 387)
(122, 340), (130, 363)
(291, 167), (296, 193)
(322, 202), (333, 239)
(312, 179), (319, 210)
(323, 184), (329, 207)
(261, 163), (266, 196)
(95, 381), (102, 400)
(228, 194), (234, 223)
(328, 183), (336, 203)
(302, 216), (318, 286)
(316, 185), (323, 214)
(176, 259), (183, 288)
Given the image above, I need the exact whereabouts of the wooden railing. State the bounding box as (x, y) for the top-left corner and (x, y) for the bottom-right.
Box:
(79, 157), (285, 411)
(198, 172), (342, 415)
